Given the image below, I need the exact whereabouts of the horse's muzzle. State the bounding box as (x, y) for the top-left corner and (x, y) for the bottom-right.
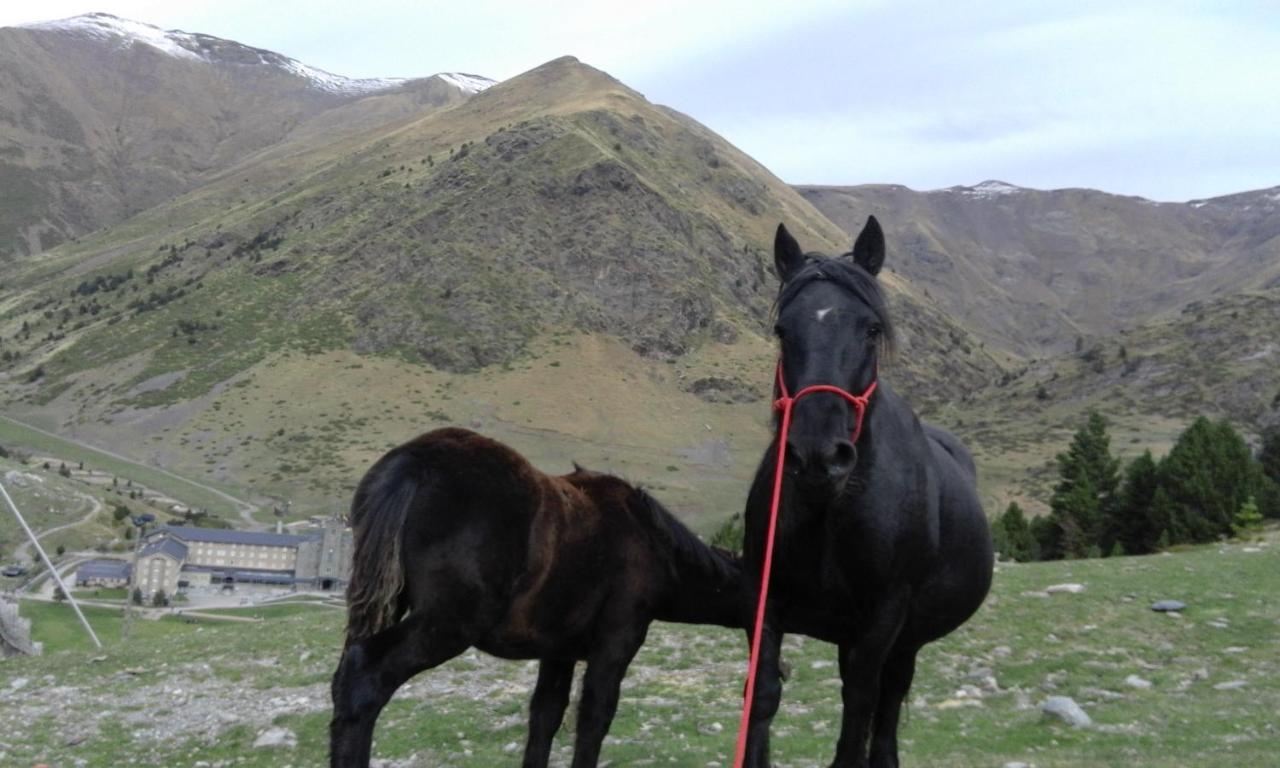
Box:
(785, 437), (857, 488)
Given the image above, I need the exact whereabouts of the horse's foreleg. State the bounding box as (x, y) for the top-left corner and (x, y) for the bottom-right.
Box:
(522, 658), (575, 768)
(568, 622), (648, 768)
(867, 646), (918, 768)
(831, 599), (908, 768)
(330, 615), (469, 768)
(743, 605), (785, 768)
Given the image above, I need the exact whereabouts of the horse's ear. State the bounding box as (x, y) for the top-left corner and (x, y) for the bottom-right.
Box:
(851, 215), (885, 276)
(774, 223), (804, 282)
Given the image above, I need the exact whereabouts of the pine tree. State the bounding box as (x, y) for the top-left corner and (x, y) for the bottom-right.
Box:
(1160, 418), (1256, 542)
(1047, 411), (1120, 558)
(1112, 451), (1162, 554)
(992, 502), (1037, 562)
(1260, 428), (1280, 486)
(1233, 496), (1262, 536)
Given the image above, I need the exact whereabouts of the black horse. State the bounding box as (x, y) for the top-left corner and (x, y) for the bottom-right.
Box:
(330, 427), (747, 768)
(739, 219), (993, 768)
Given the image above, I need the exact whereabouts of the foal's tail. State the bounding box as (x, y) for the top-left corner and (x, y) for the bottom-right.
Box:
(344, 452), (419, 647)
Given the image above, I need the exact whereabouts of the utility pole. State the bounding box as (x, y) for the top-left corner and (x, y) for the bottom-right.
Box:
(121, 513), (154, 641)
(0, 479), (101, 649)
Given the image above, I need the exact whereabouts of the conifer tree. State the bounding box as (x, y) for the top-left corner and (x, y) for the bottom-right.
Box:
(1047, 411), (1120, 557)
(992, 502), (1037, 562)
(1260, 427), (1280, 485)
(1160, 418), (1255, 542)
(1112, 450), (1163, 554)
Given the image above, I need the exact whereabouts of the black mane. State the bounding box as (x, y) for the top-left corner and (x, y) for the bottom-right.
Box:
(628, 487), (741, 584)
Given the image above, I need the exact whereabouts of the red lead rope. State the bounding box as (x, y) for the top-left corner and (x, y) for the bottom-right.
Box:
(732, 362), (877, 768)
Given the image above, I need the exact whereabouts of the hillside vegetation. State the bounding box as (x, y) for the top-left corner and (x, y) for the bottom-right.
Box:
(0, 56), (1000, 521)
(4, 536), (1276, 767)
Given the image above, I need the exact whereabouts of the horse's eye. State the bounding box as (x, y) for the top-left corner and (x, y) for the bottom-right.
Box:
(867, 324), (882, 340)
(774, 324), (786, 340)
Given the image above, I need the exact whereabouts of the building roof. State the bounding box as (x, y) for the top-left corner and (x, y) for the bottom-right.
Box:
(157, 525), (315, 548)
(76, 559), (132, 580)
(139, 537), (188, 561)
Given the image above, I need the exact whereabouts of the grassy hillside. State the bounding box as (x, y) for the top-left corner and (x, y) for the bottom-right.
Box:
(0, 56), (1003, 523)
(921, 285), (1280, 516)
(800, 182), (1280, 358)
(0, 14), (480, 258)
(3, 534), (1275, 766)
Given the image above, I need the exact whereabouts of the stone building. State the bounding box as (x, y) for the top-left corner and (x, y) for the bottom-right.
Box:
(135, 537), (186, 597)
(295, 516), (353, 590)
(131, 522), (352, 596)
(74, 559), (132, 588)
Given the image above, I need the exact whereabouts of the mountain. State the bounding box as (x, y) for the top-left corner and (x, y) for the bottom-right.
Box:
(0, 13), (493, 258)
(799, 181), (1280, 357)
(0, 41), (1000, 523)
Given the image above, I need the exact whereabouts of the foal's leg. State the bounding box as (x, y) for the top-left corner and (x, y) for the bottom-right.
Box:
(743, 604), (785, 768)
(330, 613), (470, 768)
(522, 658), (575, 768)
(867, 647), (918, 768)
(568, 621), (649, 768)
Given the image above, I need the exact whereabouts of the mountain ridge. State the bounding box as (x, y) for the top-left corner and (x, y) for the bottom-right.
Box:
(0, 13), (495, 259)
(799, 181), (1280, 358)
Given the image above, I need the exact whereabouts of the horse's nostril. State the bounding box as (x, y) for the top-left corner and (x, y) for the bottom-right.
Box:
(827, 440), (856, 474)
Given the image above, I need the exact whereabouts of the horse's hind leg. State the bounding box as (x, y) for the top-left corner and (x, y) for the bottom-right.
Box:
(522, 658), (575, 768)
(569, 619), (649, 768)
(867, 646), (918, 768)
(330, 613), (470, 768)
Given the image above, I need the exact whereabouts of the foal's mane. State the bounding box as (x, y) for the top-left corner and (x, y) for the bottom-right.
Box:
(628, 485), (740, 581)
(774, 255), (896, 354)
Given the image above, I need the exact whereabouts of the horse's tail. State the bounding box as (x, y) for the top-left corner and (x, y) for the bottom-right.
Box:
(344, 452), (419, 647)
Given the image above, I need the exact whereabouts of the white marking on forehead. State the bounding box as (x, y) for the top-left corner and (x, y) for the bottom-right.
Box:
(815, 307), (834, 322)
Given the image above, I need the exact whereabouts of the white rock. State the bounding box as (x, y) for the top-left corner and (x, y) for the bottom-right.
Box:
(1213, 679), (1248, 691)
(1042, 696), (1092, 728)
(1124, 675), (1153, 690)
(1045, 583), (1085, 594)
(253, 727), (297, 749)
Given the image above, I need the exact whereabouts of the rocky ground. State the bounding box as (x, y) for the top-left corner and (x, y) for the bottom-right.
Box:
(1, 534), (1276, 767)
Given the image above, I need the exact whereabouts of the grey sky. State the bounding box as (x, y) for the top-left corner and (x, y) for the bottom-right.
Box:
(5, 1), (1278, 201)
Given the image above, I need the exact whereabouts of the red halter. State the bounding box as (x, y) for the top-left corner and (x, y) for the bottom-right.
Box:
(732, 360), (878, 768)
(773, 360), (878, 444)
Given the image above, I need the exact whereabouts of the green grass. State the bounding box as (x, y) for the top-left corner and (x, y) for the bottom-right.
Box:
(4, 534), (1276, 767)
(71, 587), (129, 600)
(0, 414), (245, 517)
(20, 599), (191, 654)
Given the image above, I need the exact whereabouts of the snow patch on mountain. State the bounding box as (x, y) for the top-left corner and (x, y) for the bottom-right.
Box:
(926, 180), (1025, 199)
(964, 180), (1023, 197)
(438, 73), (496, 94)
(21, 12), (205, 61)
(276, 58), (407, 95)
(17, 13), (495, 97)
